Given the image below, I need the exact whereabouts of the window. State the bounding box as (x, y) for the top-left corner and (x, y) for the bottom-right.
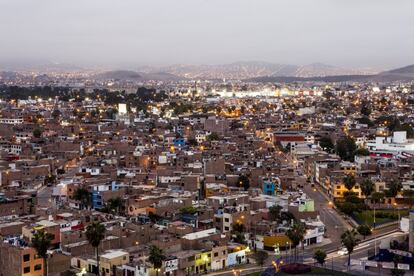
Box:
(23, 267), (30, 274)
(23, 254), (30, 262)
(34, 264), (42, 271)
(224, 227), (229, 231)
(214, 252), (218, 257)
(224, 218), (229, 222)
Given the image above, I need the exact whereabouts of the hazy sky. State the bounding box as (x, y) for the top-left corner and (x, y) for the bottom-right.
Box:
(1, 0), (414, 69)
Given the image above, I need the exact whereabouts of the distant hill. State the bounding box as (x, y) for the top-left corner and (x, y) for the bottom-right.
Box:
(94, 70), (143, 81)
(250, 64), (414, 83)
(138, 61), (378, 80)
(94, 70), (182, 81)
(385, 64), (414, 74)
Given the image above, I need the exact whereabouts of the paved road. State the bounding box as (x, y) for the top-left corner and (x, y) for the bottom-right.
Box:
(36, 158), (82, 208)
(37, 185), (53, 207)
(303, 183), (350, 248)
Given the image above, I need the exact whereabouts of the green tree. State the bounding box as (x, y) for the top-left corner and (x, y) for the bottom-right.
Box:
(73, 187), (91, 210)
(238, 175), (250, 191)
(337, 201), (358, 216)
(86, 222), (106, 276)
(341, 229), (359, 267)
(343, 175), (356, 191)
(234, 232), (246, 244)
(360, 179), (374, 200)
(232, 222), (245, 233)
(268, 205), (283, 221)
(253, 250), (268, 266)
(51, 109), (61, 120)
(179, 206), (198, 215)
(319, 136), (334, 152)
(207, 132), (220, 141)
(355, 148), (370, 156)
(371, 192), (385, 206)
(33, 128), (43, 138)
(386, 180), (402, 198)
(44, 174), (56, 186)
(358, 116), (374, 126)
(148, 245), (166, 276)
(336, 136), (357, 161)
(360, 102), (371, 116)
(286, 223), (306, 261)
(313, 249), (327, 266)
(357, 224), (372, 239)
(31, 229), (53, 276)
(102, 197), (123, 215)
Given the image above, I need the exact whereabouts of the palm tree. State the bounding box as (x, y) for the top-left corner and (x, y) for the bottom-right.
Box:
(343, 175), (356, 191)
(148, 245), (166, 276)
(86, 222), (106, 276)
(31, 229), (53, 276)
(360, 179), (374, 201)
(73, 187), (91, 210)
(341, 229), (359, 268)
(286, 223), (306, 262)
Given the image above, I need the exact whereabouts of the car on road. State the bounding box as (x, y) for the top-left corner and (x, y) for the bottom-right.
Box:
(337, 248), (348, 256)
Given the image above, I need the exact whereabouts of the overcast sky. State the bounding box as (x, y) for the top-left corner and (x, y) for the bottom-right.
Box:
(1, 0), (414, 69)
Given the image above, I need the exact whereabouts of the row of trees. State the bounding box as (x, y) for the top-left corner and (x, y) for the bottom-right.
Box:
(32, 221), (165, 276)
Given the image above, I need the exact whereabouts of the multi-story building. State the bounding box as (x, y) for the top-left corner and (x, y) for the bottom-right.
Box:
(0, 237), (44, 276)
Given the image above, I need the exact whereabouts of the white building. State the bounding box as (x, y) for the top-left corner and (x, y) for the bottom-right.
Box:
(367, 131), (414, 155)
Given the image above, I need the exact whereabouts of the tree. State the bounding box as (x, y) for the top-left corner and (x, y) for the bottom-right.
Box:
(207, 132), (220, 141)
(343, 175), (356, 191)
(402, 190), (414, 208)
(358, 116), (373, 127)
(234, 232), (246, 244)
(360, 179), (374, 200)
(268, 205), (283, 221)
(31, 229), (53, 276)
(355, 148), (370, 156)
(148, 245), (166, 276)
(102, 197), (123, 215)
(51, 109), (61, 120)
(33, 128), (43, 138)
(280, 211), (296, 223)
(337, 201), (358, 216)
(253, 250), (268, 266)
(313, 249), (327, 266)
(371, 192), (385, 206)
(357, 224), (372, 239)
(336, 136), (357, 161)
(73, 187), (91, 210)
(179, 206), (198, 215)
(232, 222), (245, 233)
(44, 174), (56, 186)
(360, 102), (371, 116)
(341, 229), (359, 267)
(319, 136), (334, 152)
(86, 222), (106, 276)
(286, 223), (306, 261)
(238, 175), (250, 191)
(386, 180), (402, 198)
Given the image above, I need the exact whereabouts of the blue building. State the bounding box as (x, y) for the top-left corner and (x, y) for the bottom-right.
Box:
(262, 177), (282, 196)
(173, 138), (186, 147)
(91, 181), (120, 209)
